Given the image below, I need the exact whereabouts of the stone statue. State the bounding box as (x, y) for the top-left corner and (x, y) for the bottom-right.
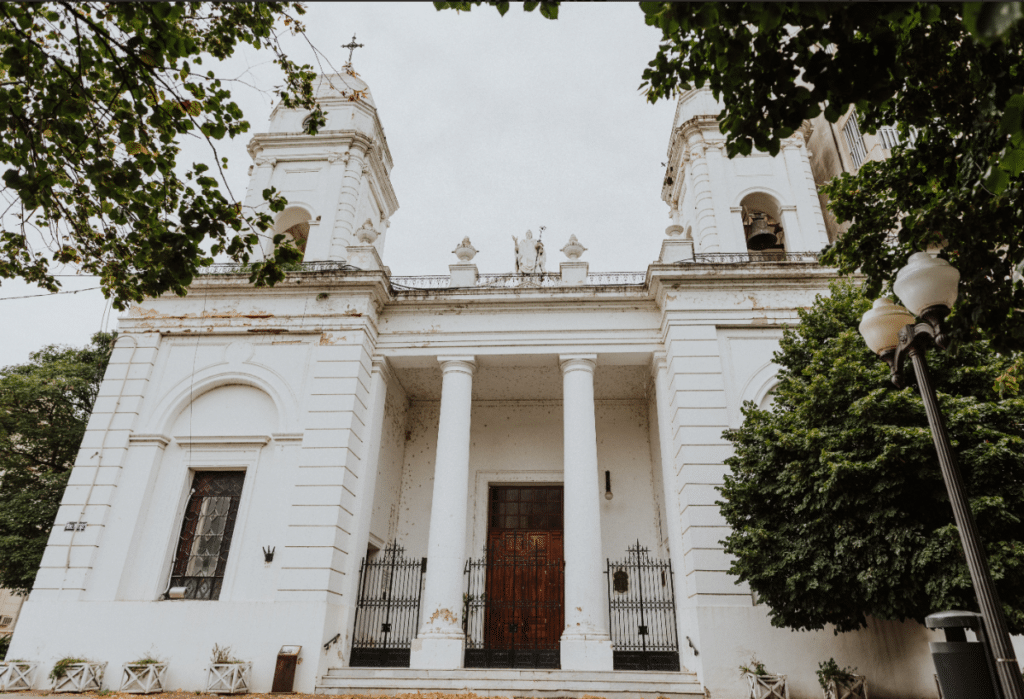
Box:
(512, 229), (546, 274)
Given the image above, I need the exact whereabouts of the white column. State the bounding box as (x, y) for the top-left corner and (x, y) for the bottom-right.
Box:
(559, 354), (613, 670)
(410, 356), (476, 669)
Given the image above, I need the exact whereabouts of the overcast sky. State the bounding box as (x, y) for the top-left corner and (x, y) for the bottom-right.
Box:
(0, 2), (678, 368)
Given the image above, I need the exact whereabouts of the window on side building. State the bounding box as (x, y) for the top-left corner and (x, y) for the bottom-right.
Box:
(170, 471), (246, 600)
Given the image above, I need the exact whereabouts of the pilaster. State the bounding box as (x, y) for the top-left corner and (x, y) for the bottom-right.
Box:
(329, 145), (368, 259)
(277, 333), (375, 603)
(339, 356), (393, 667)
(34, 332), (161, 602)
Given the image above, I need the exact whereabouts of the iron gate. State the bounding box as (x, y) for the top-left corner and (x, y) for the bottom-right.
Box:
(606, 541), (681, 671)
(464, 533), (565, 669)
(349, 542), (425, 668)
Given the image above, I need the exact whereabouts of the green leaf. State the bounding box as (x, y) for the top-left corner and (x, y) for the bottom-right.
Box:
(963, 2), (1023, 42)
(1000, 146), (1024, 177)
(1000, 93), (1024, 136)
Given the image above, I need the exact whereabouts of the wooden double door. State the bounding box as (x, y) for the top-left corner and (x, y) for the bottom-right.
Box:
(464, 485), (565, 668)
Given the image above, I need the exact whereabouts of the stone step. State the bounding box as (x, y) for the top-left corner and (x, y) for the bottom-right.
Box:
(317, 668), (705, 699)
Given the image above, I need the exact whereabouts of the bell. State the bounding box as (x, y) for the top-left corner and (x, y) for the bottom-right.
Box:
(746, 214), (778, 251)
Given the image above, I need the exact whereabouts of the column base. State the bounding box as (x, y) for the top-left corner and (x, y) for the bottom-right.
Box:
(560, 636), (614, 671)
(410, 635), (465, 669)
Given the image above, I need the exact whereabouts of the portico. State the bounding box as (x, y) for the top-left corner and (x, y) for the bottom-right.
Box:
(408, 353), (618, 671)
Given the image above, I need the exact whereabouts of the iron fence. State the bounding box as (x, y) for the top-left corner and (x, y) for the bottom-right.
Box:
(606, 541), (680, 671)
(349, 543), (426, 668)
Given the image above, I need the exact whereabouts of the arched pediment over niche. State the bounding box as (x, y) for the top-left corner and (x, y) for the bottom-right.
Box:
(170, 384), (278, 439)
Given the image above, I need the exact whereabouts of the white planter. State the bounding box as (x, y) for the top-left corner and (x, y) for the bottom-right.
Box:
(824, 675), (868, 699)
(120, 662), (167, 694)
(0, 661), (37, 691)
(206, 662), (251, 694)
(52, 661), (105, 693)
(746, 672), (789, 699)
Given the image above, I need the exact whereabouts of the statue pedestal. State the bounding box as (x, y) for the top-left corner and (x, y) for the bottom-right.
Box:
(345, 244), (383, 271)
(449, 263), (478, 288)
(660, 239), (694, 264)
(560, 261), (588, 285)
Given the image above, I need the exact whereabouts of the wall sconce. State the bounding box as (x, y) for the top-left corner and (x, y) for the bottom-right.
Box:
(263, 546), (275, 563)
(605, 470), (613, 501)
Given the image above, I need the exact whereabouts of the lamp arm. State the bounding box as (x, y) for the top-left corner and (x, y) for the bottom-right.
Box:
(887, 317), (946, 388)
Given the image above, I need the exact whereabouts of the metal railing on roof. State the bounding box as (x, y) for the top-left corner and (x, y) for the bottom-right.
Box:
(197, 260), (362, 275)
(682, 251), (822, 264)
(389, 271), (647, 292)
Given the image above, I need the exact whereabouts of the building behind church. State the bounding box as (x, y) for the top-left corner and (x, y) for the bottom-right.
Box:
(6, 68), (942, 698)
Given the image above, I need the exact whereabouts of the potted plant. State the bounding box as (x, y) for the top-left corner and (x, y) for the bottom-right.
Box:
(206, 644), (250, 695)
(741, 657), (789, 699)
(50, 656), (105, 692)
(817, 658), (868, 699)
(0, 658), (37, 691)
(120, 654), (167, 694)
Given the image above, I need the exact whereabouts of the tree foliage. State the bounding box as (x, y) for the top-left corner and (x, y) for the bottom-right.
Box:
(436, 1), (1024, 353)
(0, 333), (114, 593)
(0, 3), (325, 309)
(719, 281), (1024, 633)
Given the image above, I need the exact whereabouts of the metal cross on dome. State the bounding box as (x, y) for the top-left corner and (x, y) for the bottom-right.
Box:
(342, 34), (364, 66)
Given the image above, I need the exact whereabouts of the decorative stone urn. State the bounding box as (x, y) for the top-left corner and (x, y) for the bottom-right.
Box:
(206, 662), (251, 694)
(452, 237), (478, 262)
(560, 234), (587, 260)
(0, 660), (37, 691)
(120, 661), (168, 694)
(52, 661), (106, 693)
(745, 672), (789, 699)
(355, 218), (378, 244)
(823, 675), (868, 699)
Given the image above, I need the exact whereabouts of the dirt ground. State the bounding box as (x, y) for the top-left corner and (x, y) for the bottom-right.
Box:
(2, 692), (614, 699)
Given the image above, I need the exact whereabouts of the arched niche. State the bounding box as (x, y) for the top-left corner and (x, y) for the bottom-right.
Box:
(273, 206), (313, 259)
(739, 191), (787, 253)
(170, 384), (278, 440)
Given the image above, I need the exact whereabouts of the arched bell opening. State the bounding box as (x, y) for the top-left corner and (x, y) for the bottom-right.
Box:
(272, 206), (313, 261)
(739, 192), (786, 254)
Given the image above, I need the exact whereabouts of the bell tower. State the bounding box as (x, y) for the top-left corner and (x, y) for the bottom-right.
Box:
(660, 88), (828, 257)
(244, 65), (398, 266)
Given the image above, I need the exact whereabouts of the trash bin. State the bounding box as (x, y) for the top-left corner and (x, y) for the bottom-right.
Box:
(926, 610), (1000, 699)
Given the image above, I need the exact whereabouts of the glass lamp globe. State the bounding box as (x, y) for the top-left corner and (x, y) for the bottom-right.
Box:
(859, 298), (916, 355)
(892, 252), (960, 317)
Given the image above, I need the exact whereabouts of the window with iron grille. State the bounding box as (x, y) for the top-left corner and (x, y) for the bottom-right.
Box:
(169, 471), (245, 600)
(0, 615), (11, 627)
(878, 126), (901, 150)
(843, 112), (868, 168)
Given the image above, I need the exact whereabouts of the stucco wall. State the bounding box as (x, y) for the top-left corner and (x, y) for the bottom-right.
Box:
(369, 375), (409, 547)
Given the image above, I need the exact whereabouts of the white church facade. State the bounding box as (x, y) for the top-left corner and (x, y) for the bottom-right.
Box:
(8, 72), (941, 698)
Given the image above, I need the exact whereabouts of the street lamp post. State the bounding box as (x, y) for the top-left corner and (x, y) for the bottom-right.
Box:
(859, 252), (1024, 699)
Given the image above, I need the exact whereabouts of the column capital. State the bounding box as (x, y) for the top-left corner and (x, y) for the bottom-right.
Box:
(371, 355), (395, 384)
(652, 351), (669, 376)
(559, 354), (597, 375)
(437, 355), (476, 376)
